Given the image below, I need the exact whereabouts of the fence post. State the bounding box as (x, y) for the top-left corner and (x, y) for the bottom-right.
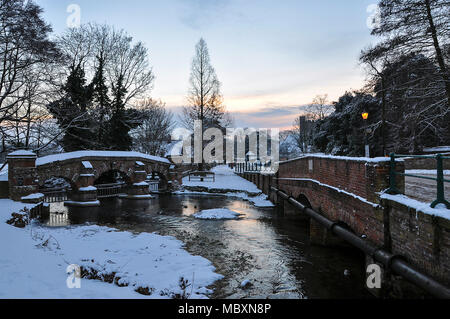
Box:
(431, 154), (450, 209)
(386, 153), (401, 195)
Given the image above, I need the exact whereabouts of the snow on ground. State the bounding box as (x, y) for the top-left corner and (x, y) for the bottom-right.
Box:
(0, 164), (8, 181)
(184, 165), (261, 194)
(0, 200), (222, 299)
(180, 165), (274, 208)
(36, 151), (170, 166)
(380, 194), (450, 220)
(406, 170), (450, 176)
(193, 208), (241, 220)
(423, 146), (450, 153)
(78, 186), (97, 191)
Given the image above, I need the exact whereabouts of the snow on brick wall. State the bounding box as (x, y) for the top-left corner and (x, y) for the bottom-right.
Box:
(277, 156), (400, 202)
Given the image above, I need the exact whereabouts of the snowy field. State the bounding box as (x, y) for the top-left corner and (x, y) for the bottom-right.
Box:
(180, 165), (274, 208)
(0, 200), (222, 299)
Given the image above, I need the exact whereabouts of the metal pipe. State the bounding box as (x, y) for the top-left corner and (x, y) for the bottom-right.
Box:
(270, 186), (450, 299)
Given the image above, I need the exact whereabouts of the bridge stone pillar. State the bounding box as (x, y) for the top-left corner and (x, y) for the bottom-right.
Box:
(125, 161), (152, 199)
(7, 150), (39, 201)
(66, 161), (99, 207)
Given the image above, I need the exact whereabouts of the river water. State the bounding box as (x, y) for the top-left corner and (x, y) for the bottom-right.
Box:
(41, 194), (373, 299)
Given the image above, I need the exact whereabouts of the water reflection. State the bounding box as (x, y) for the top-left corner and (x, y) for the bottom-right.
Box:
(39, 195), (372, 299)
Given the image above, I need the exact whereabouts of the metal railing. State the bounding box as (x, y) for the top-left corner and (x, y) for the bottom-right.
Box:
(96, 183), (126, 198)
(387, 153), (450, 209)
(40, 188), (69, 203)
(40, 181), (160, 201)
(147, 180), (159, 193)
(188, 172), (215, 182)
(235, 162), (270, 174)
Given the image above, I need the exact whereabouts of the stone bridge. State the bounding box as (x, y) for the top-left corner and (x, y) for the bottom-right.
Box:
(239, 155), (449, 297)
(7, 150), (178, 206)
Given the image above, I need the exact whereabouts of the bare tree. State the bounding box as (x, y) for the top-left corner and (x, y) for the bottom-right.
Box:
(362, 0), (450, 143)
(0, 0), (59, 157)
(0, 0), (58, 127)
(300, 94), (334, 121)
(131, 98), (174, 156)
(56, 23), (155, 106)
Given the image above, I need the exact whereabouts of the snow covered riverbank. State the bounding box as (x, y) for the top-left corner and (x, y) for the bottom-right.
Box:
(0, 200), (222, 299)
(180, 165), (274, 208)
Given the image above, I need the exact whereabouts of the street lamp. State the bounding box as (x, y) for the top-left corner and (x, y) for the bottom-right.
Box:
(362, 112), (370, 158)
(362, 112), (369, 120)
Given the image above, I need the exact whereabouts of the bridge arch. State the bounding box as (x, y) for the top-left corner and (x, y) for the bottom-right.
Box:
(94, 169), (131, 185)
(147, 171), (169, 192)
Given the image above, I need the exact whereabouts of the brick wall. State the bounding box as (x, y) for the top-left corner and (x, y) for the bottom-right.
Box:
(276, 178), (385, 246)
(278, 156), (405, 203)
(383, 198), (450, 285)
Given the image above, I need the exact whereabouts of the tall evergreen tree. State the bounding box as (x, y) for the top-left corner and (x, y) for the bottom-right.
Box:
(107, 75), (132, 150)
(313, 92), (382, 157)
(48, 65), (93, 152)
(89, 53), (111, 147)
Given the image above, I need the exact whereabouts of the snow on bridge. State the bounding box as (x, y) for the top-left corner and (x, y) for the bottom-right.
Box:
(35, 151), (171, 166)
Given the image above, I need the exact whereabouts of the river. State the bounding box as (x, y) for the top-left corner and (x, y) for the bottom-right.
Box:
(40, 194), (373, 299)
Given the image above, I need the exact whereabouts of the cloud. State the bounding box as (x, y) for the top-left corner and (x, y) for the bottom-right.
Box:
(167, 104), (305, 130)
(235, 105), (302, 118)
(230, 105), (306, 129)
(177, 0), (231, 29)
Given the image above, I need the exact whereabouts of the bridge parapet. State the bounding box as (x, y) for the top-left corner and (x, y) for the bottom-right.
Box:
(278, 155), (405, 204)
(380, 196), (450, 289)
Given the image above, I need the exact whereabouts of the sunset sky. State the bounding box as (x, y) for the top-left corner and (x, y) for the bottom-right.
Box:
(36, 0), (378, 129)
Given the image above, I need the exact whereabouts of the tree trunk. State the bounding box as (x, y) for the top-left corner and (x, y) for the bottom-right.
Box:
(424, 0), (450, 107)
(424, 0), (450, 144)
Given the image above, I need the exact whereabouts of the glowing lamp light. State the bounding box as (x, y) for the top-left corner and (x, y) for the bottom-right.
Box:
(362, 112), (369, 120)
